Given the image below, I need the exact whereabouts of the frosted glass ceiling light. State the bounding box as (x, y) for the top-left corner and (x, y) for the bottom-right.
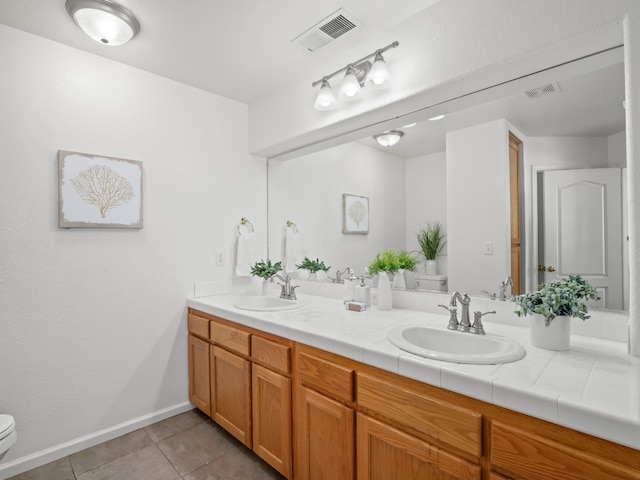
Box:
(66, 0), (140, 46)
(368, 51), (391, 88)
(374, 130), (404, 147)
(338, 64), (367, 101)
(311, 41), (399, 110)
(314, 78), (337, 110)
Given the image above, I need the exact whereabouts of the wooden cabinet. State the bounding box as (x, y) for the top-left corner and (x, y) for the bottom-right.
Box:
(295, 347), (356, 480)
(188, 334), (210, 415)
(187, 309), (640, 480)
(357, 413), (481, 480)
(210, 345), (251, 446)
(252, 364), (292, 478)
(490, 421), (640, 480)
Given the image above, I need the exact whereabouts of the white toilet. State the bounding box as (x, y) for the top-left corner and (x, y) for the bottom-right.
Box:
(416, 274), (448, 292)
(0, 415), (17, 460)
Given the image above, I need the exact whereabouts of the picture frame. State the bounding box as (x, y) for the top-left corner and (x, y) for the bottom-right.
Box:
(58, 150), (143, 229)
(342, 193), (369, 234)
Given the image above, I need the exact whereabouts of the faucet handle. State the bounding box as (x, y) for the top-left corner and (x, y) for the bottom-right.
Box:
(470, 310), (495, 335)
(481, 290), (497, 300)
(438, 304), (459, 330)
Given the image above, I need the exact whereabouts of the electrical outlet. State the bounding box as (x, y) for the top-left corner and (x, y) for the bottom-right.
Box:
(215, 251), (225, 266)
(483, 242), (493, 255)
(370, 291), (378, 305)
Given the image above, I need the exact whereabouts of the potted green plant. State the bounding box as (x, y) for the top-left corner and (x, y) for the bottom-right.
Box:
(513, 275), (598, 350)
(250, 259), (282, 280)
(416, 222), (446, 275)
(295, 257), (331, 281)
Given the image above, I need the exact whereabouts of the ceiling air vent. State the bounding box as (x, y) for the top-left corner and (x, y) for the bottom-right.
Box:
(292, 8), (361, 52)
(521, 82), (561, 99)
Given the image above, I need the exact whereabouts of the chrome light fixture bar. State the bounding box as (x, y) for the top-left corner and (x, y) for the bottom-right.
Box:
(312, 41), (399, 110)
(65, 0), (140, 46)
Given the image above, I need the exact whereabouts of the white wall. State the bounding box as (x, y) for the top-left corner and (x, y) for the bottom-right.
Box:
(0, 25), (265, 476)
(608, 130), (627, 167)
(446, 120), (511, 295)
(268, 142), (405, 277)
(405, 151), (448, 275)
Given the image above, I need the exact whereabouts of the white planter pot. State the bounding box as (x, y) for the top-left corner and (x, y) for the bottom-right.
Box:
(315, 270), (327, 282)
(425, 260), (438, 276)
(377, 273), (393, 311)
(530, 313), (570, 351)
(404, 270), (417, 290)
(392, 270), (406, 290)
(297, 268), (310, 280)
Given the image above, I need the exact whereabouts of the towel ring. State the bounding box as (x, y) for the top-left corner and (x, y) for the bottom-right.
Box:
(237, 217), (254, 236)
(285, 220), (298, 233)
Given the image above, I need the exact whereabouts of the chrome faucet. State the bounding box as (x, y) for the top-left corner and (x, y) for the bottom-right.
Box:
(332, 267), (353, 284)
(272, 274), (298, 300)
(470, 310), (496, 335)
(499, 275), (513, 301)
(438, 304), (459, 330)
(449, 291), (471, 332)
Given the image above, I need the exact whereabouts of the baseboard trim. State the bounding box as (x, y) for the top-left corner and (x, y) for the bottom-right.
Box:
(0, 401), (194, 480)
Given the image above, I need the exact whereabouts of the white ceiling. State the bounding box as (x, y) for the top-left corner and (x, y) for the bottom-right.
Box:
(0, 1), (625, 160)
(0, 0), (438, 103)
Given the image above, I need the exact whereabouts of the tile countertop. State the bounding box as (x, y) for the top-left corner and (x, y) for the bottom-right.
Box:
(187, 292), (640, 451)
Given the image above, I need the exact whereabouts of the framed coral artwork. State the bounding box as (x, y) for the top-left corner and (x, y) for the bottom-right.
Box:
(58, 150), (143, 228)
(342, 193), (369, 234)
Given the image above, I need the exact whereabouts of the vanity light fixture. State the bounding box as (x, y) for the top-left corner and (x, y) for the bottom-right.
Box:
(374, 130), (404, 147)
(65, 0), (140, 46)
(312, 41), (399, 110)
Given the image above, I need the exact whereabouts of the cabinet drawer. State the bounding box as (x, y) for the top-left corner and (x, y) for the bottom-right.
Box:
(188, 313), (210, 339)
(252, 335), (291, 374)
(297, 352), (354, 402)
(357, 373), (481, 458)
(210, 321), (250, 356)
(490, 421), (640, 480)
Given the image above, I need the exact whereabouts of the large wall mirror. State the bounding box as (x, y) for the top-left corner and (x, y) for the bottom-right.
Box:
(267, 46), (628, 312)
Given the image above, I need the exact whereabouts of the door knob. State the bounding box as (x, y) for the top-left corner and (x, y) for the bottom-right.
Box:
(537, 264), (546, 272)
(547, 266), (556, 272)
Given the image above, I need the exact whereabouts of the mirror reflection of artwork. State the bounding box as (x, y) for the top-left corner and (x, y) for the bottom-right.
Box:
(343, 193), (369, 234)
(58, 150), (143, 228)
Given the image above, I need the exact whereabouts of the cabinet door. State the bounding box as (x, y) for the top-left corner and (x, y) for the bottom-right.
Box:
(252, 364), (292, 478)
(211, 345), (252, 447)
(357, 414), (481, 480)
(296, 386), (355, 480)
(188, 334), (210, 415)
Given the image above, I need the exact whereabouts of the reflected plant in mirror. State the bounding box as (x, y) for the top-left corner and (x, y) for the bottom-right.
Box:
(416, 222), (446, 275)
(250, 259), (283, 280)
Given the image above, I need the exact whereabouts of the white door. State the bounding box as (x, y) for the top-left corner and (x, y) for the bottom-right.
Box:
(541, 168), (623, 309)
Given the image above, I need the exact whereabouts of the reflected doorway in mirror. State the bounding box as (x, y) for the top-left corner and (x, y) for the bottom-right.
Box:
(342, 193), (369, 234)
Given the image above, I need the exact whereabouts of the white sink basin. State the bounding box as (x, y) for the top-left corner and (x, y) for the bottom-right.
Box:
(233, 296), (303, 312)
(387, 325), (525, 364)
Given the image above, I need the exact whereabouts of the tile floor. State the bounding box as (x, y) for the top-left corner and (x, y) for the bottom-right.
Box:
(8, 409), (283, 480)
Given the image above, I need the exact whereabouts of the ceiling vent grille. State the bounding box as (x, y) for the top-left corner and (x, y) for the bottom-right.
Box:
(522, 82), (561, 99)
(292, 8), (360, 52)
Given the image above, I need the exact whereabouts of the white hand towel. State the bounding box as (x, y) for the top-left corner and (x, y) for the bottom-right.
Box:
(284, 230), (300, 273)
(235, 232), (256, 277)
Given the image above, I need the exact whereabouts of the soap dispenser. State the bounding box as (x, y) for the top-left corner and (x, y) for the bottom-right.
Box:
(354, 276), (371, 306)
(343, 271), (357, 302)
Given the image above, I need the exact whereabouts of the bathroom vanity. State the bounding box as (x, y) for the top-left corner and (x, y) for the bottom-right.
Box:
(187, 294), (640, 480)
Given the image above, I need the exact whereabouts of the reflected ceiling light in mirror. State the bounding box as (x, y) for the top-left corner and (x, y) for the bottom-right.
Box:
(314, 78), (337, 110)
(403, 122), (417, 128)
(428, 114), (445, 121)
(312, 41), (399, 110)
(374, 130), (404, 147)
(65, 0), (140, 45)
(368, 51), (391, 88)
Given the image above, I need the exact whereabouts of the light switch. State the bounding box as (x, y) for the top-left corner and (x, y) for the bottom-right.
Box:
(483, 242), (493, 255)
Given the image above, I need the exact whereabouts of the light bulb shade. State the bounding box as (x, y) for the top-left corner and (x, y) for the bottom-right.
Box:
(338, 66), (363, 101)
(314, 79), (337, 110)
(368, 52), (390, 88)
(374, 130), (404, 147)
(66, 0), (140, 45)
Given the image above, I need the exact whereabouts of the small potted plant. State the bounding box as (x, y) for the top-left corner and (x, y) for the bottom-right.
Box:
(416, 221), (446, 275)
(295, 257), (331, 281)
(368, 250), (411, 310)
(397, 250), (418, 289)
(250, 259), (282, 295)
(513, 275), (598, 350)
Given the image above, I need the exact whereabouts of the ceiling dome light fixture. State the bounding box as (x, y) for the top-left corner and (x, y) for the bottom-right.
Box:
(65, 0), (140, 46)
(374, 130), (404, 147)
(312, 41), (399, 110)
(314, 78), (337, 110)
